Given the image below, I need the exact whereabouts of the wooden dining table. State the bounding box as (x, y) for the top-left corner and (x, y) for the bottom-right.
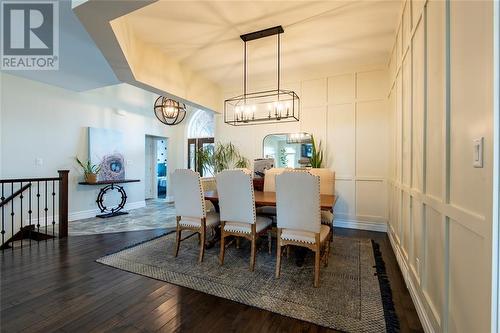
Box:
(204, 190), (337, 212)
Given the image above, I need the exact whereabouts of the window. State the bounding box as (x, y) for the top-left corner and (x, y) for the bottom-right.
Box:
(187, 109), (215, 177)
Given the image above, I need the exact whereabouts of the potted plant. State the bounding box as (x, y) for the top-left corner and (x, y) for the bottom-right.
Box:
(196, 142), (249, 176)
(76, 157), (101, 183)
(309, 135), (324, 168)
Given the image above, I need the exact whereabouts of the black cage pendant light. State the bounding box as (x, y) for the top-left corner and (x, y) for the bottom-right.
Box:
(224, 26), (300, 126)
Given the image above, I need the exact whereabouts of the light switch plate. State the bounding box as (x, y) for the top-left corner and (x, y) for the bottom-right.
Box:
(473, 137), (484, 168)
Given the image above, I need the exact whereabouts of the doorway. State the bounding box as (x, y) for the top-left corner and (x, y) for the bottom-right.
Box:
(145, 135), (168, 199)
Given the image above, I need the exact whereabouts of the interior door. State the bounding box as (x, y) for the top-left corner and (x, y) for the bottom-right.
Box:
(187, 137), (215, 176)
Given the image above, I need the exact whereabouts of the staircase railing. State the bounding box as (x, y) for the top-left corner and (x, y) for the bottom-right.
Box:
(0, 170), (69, 250)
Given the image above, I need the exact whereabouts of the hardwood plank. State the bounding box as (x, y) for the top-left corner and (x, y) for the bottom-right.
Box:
(0, 228), (423, 332)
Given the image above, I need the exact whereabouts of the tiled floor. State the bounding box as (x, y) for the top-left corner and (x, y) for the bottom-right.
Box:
(69, 199), (176, 235)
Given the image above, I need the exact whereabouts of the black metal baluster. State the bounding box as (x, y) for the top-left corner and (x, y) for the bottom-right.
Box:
(52, 180), (55, 237)
(37, 181), (40, 234)
(44, 181), (48, 241)
(20, 182), (23, 249)
(28, 182), (32, 247)
(1, 183), (4, 249)
(10, 183), (14, 249)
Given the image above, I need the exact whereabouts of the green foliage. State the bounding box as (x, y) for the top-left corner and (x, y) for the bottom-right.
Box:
(75, 157), (101, 175)
(196, 142), (249, 175)
(279, 148), (287, 167)
(309, 135), (324, 168)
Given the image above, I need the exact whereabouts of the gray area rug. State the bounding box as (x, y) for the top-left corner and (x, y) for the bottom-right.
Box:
(97, 233), (397, 332)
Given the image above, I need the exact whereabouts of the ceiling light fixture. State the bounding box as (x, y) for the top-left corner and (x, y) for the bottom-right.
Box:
(224, 26), (300, 126)
(153, 96), (187, 126)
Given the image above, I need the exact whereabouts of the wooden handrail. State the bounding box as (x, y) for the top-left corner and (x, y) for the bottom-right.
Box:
(0, 183), (31, 209)
(0, 177), (59, 184)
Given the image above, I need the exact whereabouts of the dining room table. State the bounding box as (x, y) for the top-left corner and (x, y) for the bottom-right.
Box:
(204, 190), (337, 213)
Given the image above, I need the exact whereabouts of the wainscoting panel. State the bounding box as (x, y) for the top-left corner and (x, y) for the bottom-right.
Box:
(387, 0), (494, 332)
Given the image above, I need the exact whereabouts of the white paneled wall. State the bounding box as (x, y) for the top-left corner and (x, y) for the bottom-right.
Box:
(387, 0), (494, 332)
(216, 69), (389, 231)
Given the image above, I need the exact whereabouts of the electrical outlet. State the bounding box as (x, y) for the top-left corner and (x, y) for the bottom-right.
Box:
(35, 157), (43, 167)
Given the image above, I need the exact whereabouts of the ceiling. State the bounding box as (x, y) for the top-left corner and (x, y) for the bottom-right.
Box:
(2, 0), (119, 92)
(123, 0), (401, 89)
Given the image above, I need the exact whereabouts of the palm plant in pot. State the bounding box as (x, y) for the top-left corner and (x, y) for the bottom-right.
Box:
(196, 142), (249, 176)
(76, 157), (101, 183)
(309, 135), (324, 168)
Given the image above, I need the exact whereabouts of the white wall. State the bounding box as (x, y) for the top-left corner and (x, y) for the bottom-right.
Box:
(0, 73), (186, 221)
(387, 0), (494, 332)
(216, 68), (390, 232)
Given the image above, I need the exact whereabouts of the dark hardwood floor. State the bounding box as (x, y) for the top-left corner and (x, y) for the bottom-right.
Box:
(1, 228), (423, 332)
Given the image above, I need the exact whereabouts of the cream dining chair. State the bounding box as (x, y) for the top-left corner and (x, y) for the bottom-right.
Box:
(172, 169), (220, 263)
(216, 169), (272, 271)
(256, 167), (288, 217)
(275, 171), (331, 287)
(308, 168), (335, 243)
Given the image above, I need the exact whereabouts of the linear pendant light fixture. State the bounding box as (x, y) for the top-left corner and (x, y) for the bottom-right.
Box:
(224, 26), (300, 126)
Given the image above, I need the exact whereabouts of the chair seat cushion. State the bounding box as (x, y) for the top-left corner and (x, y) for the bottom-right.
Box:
(256, 206), (277, 216)
(179, 212), (220, 228)
(223, 215), (272, 234)
(281, 225), (330, 244)
(321, 211), (333, 225)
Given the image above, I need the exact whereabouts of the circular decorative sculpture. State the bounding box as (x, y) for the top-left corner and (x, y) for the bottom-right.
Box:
(154, 96), (187, 126)
(96, 184), (127, 215)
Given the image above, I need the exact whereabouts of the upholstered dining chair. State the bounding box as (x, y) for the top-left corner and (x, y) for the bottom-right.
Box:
(172, 169), (220, 263)
(308, 168), (335, 226)
(256, 167), (288, 217)
(216, 169), (272, 271)
(275, 171), (331, 287)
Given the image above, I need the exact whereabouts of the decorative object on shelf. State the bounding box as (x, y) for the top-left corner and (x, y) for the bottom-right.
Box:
(75, 157), (101, 183)
(309, 135), (324, 168)
(196, 142), (249, 175)
(154, 96), (187, 126)
(286, 132), (312, 144)
(78, 179), (140, 218)
(224, 26), (300, 126)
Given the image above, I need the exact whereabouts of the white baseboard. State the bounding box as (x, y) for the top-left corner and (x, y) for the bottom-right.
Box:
(69, 200), (146, 221)
(165, 196), (174, 202)
(334, 218), (388, 232)
(388, 229), (435, 333)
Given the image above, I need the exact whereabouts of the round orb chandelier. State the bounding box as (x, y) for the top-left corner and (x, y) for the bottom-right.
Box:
(153, 96), (187, 126)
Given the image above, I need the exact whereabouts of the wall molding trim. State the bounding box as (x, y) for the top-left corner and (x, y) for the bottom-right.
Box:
(388, 229), (434, 333)
(69, 200), (146, 222)
(334, 218), (387, 232)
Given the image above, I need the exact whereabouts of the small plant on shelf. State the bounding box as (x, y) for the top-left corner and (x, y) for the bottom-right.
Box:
(309, 135), (324, 168)
(76, 157), (101, 183)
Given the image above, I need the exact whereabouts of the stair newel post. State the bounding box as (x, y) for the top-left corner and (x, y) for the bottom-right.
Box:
(58, 170), (69, 238)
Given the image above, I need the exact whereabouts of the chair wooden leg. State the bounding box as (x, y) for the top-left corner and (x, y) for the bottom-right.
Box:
(325, 234), (331, 268)
(250, 235), (256, 271)
(198, 220), (206, 263)
(314, 249), (320, 288)
(268, 230), (272, 254)
(236, 237), (240, 249)
(286, 245), (290, 258)
(275, 229), (282, 278)
(314, 235), (321, 288)
(174, 224), (181, 257)
(219, 226), (226, 266)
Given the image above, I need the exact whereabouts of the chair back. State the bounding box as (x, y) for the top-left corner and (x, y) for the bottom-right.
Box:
(263, 168), (287, 192)
(216, 169), (255, 224)
(276, 171), (321, 233)
(308, 168), (335, 195)
(172, 169), (206, 219)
